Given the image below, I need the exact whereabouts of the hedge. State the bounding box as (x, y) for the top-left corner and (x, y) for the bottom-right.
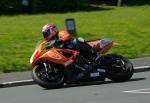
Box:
(90, 0), (150, 6)
(0, 0), (89, 14)
(0, 0), (22, 14)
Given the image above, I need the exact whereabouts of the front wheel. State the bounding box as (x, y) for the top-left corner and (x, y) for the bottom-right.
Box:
(32, 63), (64, 89)
(101, 54), (134, 82)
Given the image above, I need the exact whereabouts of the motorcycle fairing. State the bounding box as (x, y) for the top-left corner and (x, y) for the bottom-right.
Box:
(31, 42), (80, 67)
(88, 38), (114, 54)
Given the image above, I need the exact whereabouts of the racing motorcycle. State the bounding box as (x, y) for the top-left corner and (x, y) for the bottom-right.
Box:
(30, 38), (134, 89)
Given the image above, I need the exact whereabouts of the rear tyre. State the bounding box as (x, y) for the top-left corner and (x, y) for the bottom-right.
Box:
(101, 54), (134, 82)
(32, 63), (64, 89)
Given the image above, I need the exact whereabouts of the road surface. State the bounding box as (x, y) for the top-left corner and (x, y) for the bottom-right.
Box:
(0, 71), (150, 103)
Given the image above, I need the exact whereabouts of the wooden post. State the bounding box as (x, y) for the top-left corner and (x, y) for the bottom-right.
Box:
(76, 0), (80, 10)
(117, 0), (122, 7)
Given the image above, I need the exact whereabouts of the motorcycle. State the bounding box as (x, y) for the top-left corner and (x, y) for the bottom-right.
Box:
(30, 37), (134, 89)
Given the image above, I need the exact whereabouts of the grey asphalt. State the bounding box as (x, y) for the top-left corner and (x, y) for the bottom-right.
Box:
(0, 57), (150, 84)
(0, 71), (150, 103)
(130, 56), (150, 67)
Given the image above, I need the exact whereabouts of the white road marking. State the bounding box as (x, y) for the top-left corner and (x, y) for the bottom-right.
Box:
(134, 66), (150, 69)
(2, 79), (33, 85)
(123, 88), (150, 94)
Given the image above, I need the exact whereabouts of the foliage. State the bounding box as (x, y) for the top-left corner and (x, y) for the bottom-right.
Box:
(90, 0), (150, 6)
(0, 0), (22, 14)
(0, 0), (89, 14)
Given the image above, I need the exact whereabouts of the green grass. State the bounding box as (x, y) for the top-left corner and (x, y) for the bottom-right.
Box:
(0, 5), (150, 73)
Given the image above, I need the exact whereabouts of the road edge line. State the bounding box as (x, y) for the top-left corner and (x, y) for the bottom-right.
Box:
(134, 66), (150, 73)
(0, 79), (34, 88)
(0, 66), (150, 88)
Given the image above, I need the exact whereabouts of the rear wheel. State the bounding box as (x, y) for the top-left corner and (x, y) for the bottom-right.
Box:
(101, 54), (134, 82)
(32, 63), (64, 89)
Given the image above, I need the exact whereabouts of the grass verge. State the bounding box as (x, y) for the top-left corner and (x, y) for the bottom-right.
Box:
(0, 5), (150, 73)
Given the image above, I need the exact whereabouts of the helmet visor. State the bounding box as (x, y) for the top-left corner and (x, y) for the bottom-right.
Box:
(43, 32), (49, 38)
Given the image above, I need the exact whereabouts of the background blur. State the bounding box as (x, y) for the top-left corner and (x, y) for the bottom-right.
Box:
(0, 0), (150, 73)
(0, 0), (150, 14)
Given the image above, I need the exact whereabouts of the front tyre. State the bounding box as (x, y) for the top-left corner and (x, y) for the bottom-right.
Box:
(32, 63), (64, 89)
(102, 54), (134, 82)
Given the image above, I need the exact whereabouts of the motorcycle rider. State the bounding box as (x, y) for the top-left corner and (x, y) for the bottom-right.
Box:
(42, 23), (101, 61)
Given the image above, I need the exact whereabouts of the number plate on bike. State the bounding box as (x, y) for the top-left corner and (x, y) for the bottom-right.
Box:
(90, 72), (100, 77)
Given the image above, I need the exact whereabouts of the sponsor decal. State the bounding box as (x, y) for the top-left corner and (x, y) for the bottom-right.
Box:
(47, 51), (61, 60)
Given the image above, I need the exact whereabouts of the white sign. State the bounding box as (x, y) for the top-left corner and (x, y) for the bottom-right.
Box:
(67, 21), (74, 30)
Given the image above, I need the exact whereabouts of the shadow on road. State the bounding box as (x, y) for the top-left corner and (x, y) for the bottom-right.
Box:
(0, 77), (145, 89)
(44, 77), (146, 90)
(127, 77), (146, 82)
